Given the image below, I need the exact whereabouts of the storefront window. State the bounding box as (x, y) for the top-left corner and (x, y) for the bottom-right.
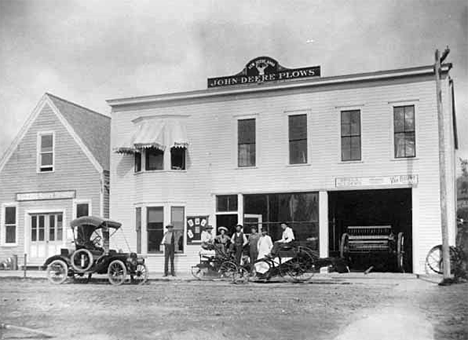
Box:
(238, 119), (256, 167)
(216, 195), (238, 212)
(244, 192), (319, 250)
(289, 114), (307, 164)
(147, 207), (164, 253)
(171, 207), (185, 253)
(394, 105), (416, 158)
(146, 148), (164, 170)
(341, 110), (361, 161)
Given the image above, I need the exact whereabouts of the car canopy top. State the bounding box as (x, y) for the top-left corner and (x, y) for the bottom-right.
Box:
(70, 216), (122, 231)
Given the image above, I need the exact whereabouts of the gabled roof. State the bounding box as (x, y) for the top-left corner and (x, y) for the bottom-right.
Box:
(47, 93), (110, 170)
(0, 93), (110, 173)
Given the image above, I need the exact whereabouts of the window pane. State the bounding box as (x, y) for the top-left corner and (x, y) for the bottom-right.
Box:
(350, 111), (360, 135)
(171, 148), (186, 170)
(238, 144), (255, 167)
(171, 207), (185, 253)
(134, 152), (142, 172)
(57, 214), (63, 241)
(394, 107), (405, 132)
(41, 153), (53, 166)
(289, 140), (307, 164)
(39, 215), (45, 241)
(341, 121), (351, 136)
(146, 148), (164, 170)
(136, 207), (141, 253)
(147, 207), (163, 224)
(217, 195), (238, 212)
(351, 136), (362, 160)
(341, 111), (351, 125)
(394, 133), (406, 158)
(289, 115), (307, 140)
(404, 106), (415, 131)
(41, 134), (53, 151)
(31, 215), (37, 242)
(147, 229), (163, 253)
(5, 207), (16, 224)
(49, 215), (55, 241)
(341, 137), (351, 161)
(76, 203), (89, 218)
(147, 207), (163, 253)
(6, 225), (16, 243)
(404, 133), (416, 157)
(238, 119), (255, 144)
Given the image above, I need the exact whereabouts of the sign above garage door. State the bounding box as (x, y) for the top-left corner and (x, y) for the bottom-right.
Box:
(335, 175), (418, 188)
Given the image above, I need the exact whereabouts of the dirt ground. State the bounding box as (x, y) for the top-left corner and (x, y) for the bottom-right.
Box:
(0, 277), (467, 340)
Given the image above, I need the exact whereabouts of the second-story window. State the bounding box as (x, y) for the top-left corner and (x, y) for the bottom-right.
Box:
(341, 110), (361, 161)
(289, 114), (307, 164)
(145, 148), (164, 171)
(134, 152), (142, 172)
(171, 148), (186, 170)
(238, 118), (256, 167)
(38, 133), (54, 172)
(394, 105), (416, 158)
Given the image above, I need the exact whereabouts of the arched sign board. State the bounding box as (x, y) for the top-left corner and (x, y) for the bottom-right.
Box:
(207, 56), (320, 88)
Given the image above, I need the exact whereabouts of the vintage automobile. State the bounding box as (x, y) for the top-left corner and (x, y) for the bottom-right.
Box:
(43, 216), (148, 285)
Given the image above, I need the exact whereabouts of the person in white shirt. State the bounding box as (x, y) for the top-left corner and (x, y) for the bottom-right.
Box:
(257, 228), (273, 259)
(269, 222), (295, 257)
(199, 225), (216, 258)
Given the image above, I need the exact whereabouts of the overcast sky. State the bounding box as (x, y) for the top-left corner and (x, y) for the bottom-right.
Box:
(1, 0), (467, 162)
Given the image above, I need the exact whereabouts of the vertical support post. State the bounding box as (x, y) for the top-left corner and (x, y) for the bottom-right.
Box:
(238, 194), (244, 226)
(435, 48), (451, 281)
(319, 191), (329, 271)
(23, 254), (27, 279)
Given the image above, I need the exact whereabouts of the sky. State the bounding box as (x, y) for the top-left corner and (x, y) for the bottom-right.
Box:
(0, 0), (467, 163)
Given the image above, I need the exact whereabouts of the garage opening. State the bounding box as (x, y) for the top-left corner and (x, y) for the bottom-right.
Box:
(328, 189), (412, 273)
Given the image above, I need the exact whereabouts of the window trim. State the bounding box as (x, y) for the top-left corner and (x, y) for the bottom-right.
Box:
(1, 203), (18, 246)
(73, 199), (92, 220)
(391, 103), (417, 159)
(285, 110), (310, 165)
(236, 116), (257, 168)
(337, 106), (364, 163)
(36, 131), (55, 173)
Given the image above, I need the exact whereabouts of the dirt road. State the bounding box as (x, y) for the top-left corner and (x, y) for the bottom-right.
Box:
(0, 277), (466, 340)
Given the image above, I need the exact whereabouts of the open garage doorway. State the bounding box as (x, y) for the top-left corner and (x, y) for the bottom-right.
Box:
(329, 189), (412, 273)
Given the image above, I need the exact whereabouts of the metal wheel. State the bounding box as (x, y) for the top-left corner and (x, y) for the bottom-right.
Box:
(219, 261), (237, 281)
(131, 264), (149, 285)
(107, 260), (127, 285)
(284, 249), (315, 282)
(340, 233), (350, 259)
(425, 245), (461, 275)
(191, 265), (209, 280)
(46, 259), (68, 285)
(70, 248), (94, 273)
(397, 232), (406, 272)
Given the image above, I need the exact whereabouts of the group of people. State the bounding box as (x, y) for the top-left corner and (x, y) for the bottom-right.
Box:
(161, 222), (296, 276)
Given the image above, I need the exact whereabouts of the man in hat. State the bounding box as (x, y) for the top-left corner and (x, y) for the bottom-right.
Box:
(231, 224), (248, 264)
(161, 224), (176, 277)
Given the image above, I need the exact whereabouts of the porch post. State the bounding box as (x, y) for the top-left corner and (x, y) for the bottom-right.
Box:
(319, 191), (329, 259)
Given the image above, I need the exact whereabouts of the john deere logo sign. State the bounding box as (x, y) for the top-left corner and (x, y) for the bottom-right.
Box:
(208, 56), (320, 88)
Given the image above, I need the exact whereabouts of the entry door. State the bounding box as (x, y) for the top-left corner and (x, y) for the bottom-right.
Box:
(243, 214), (263, 233)
(29, 213), (64, 262)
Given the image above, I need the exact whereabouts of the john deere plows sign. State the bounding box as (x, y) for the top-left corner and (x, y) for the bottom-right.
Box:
(207, 56), (321, 88)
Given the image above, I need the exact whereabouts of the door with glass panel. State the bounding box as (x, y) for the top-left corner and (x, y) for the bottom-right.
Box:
(29, 213), (64, 262)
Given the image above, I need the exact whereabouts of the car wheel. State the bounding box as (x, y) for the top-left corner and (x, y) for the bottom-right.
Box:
(108, 260), (127, 285)
(47, 259), (68, 285)
(131, 264), (149, 285)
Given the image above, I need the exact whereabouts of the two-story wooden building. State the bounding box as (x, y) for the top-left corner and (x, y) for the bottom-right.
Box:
(0, 93), (110, 267)
(107, 57), (458, 274)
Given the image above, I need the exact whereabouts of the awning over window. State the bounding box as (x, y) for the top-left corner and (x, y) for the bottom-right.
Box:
(114, 119), (189, 154)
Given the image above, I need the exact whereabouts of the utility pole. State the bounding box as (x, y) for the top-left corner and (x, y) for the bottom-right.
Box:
(435, 47), (451, 283)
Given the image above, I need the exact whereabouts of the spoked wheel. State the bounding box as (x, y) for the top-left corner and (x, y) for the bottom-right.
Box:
(340, 234), (350, 259)
(191, 265), (209, 280)
(233, 266), (250, 284)
(70, 248), (94, 273)
(397, 232), (406, 273)
(108, 260), (127, 285)
(218, 261), (237, 281)
(425, 245), (461, 275)
(47, 259), (69, 285)
(131, 264), (149, 285)
(284, 249), (315, 282)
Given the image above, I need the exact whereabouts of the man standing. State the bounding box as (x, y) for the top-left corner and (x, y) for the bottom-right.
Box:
(161, 224), (175, 277)
(269, 222), (295, 257)
(248, 226), (261, 265)
(231, 224), (248, 264)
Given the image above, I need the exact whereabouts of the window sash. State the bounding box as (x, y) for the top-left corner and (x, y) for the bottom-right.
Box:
(136, 207), (142, 253)
(238, 119), (256, 144)
(4, 206), (16, 244)
(147, 207), (164, 253)
(39, 133), (54, 171)
(171, 206), (185, 253)
(145, 148), (164, 171)
(289, 139), (308, 164)
(171, 148), (186, 170)
(394, 105), (416, 158)
(76, 203), (89, 218)
(134, 152), (142, 172)
(238, 143), (256, 167)
(216, 195), (238, 212)
(341, 110), (361, 161)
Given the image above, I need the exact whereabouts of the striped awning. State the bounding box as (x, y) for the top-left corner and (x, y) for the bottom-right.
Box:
(114, 119), (189, 154)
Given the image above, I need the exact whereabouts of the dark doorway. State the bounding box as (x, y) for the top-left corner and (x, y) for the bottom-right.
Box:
(329, 189), (412, 272)
(216, 214), (238, 236)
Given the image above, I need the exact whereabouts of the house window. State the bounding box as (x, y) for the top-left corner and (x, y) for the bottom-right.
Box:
(394, 105), (416, 158)
(289, 114), (308, 164)
(238, 119), (256, 167)
(3, 206), (17, 244)
(135, 207), (142, 253)
(216, 195), (238, 212)
(171, 207), (185, 253)
(76, 203), (89, 218)
(134, 152), (142, 172)
(171, 148), (186, 170)
(145, 148), (164, 171)
(341, 110), (361, 161)
(38, 133), (54, 172)
(147, 207), (164, 253)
